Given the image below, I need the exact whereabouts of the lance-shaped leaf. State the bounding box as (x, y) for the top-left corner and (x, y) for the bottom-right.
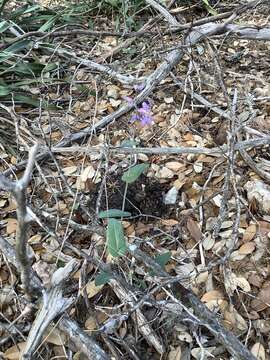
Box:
(95, 271), (112, 286)
(99, 209), (131, 219)
(122, 163), (149, 184)
(107, 219), (127, 257)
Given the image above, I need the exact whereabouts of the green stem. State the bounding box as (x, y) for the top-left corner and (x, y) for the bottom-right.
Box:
(121, 182), (128, 214)
(0, 0), (9, 15)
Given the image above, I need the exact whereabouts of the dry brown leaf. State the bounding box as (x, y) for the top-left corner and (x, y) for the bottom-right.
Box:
(197, 155), (215, 163)
(121, 221), (131, 229)
(195, 271), (208, 284)
(201, 290), (224, 303)
(202, 234), (215, 250)
(157, 166), (174, 179)
(161, 219), (179, 226)
(251, 342), (265, 360)
(251, 281), (270, 312)
(224, 272), (251, 295)
(53, 345), (68, 358)
(0, 268), (9, 282)
(86, 281), (104, 299)
(0, 199), (7, 207)
(229, 250), (246, 262)
(28, 234), (42, 244)
(109, 98), (121, 107)
(224, 305), (247, 332)
(243, 224), (257, 242)
(165, 162), (183, 172)
(107, 85), (120, 99)
(4, 342), (26, 360)
(5, 218), (17, 235)
(85, 316), (97, 331)
(212, 194), (222, 207)
(136, 222), (152, 236)
(137, 153), (149, 162)
(1, 286), (14, 305)
(76, 164), (98, 190)
(80, 165), (95, 182)
(245, 180), (270, 214)
(173, 178), (186, 190)
(126, 224), (135, 236)
(63, 165), (77, 175)
(168, 346), (182, 360)
(33, 261), (57, 286)
(73, 351), (89, 360)
(44, 326), (67, 345)
(258, 221), (270, 237)
(220, 220), (234, 229)
(239, 241), (256, 255)
(164, 97), (174, 104)
(248, 273), (263, 288)
(193, 162), (203, 173)
(177, 331), (192, 343)
(191, 347), (215, 360)
(187, 218), (202, 241)
(204, 299), (227, 312)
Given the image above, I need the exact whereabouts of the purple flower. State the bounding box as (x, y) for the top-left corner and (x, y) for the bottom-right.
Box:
(138, 101), (151, 114)
(134, 83), (145, 92)
(124, 96), (153, 127)
(140, 114), (153, 126)
(123, 96), (133, 104)
(131, 114), (139, 122)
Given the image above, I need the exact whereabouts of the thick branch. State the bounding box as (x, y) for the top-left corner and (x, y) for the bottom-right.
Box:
(0, 235), (109, 360)
(0, 144), (38, 297)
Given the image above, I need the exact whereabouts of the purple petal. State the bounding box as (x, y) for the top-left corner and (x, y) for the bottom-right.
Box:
(134, 83), (145, 92)
(142, 101), (151, 111)
(130, 114), (139, 122)
(138, 103), (151, 115)
(123, 96), (133, 104)
(140, 114), (153, 126)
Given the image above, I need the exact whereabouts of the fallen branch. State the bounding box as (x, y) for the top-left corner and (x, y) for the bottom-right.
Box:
(0, 144), (39, 298)
(22, 260), (78, 360)
(50, 136), (270, 157)
(240, 148), (270, 182)
(146, 0), (180, 26)
(0, 234), (109, 360)
(51, 47), (139, 85)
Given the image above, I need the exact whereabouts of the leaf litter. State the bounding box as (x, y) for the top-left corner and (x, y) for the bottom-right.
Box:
(0, 1), (270, 359)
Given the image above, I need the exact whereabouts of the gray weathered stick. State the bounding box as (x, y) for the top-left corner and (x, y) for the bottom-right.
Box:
(0, 236), (109, 360)
(0, 144), (39, 298)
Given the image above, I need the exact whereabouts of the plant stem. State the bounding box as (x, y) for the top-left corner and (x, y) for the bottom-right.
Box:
(121, 182), (128, 214)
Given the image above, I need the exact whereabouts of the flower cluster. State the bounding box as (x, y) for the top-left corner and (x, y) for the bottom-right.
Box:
(124, 96), (153, 127)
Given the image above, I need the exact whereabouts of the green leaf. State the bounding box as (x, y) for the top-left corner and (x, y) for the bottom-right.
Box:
(95, 271), (112, 286)
(0, 85), (11, 96)
(13, 62), (46, 76)
(202, 0), (218, 15)
(0, 40), (32, 62)
(12, 94), (41, 107)
(38, 14), (58, 32)
(107, 218), (127, 257)
(99, 209), (131, 219)
(154, 251), (171, 269)
(105, 0), (121, 8)
(0, 20), (10, 33)
(121, 163), (149, 184)
(120, 139), (138, 148)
